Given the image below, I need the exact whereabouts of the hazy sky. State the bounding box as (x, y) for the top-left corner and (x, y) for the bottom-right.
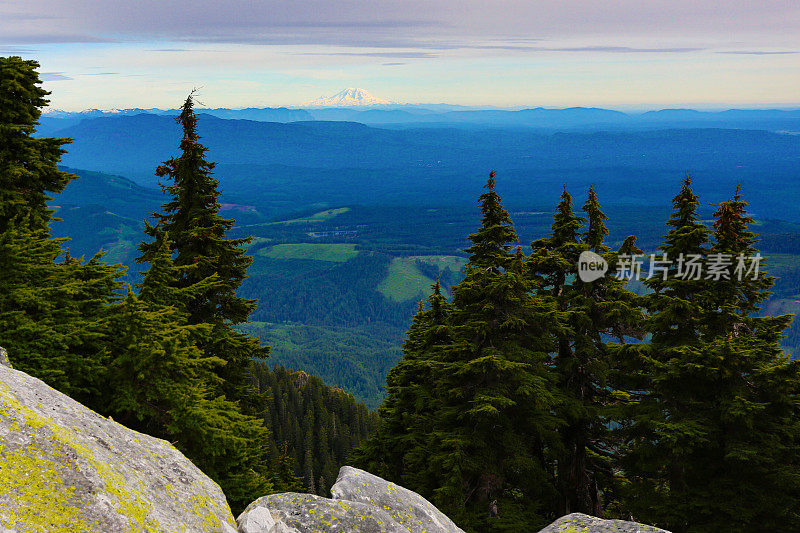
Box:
(2, 0), (799, 110)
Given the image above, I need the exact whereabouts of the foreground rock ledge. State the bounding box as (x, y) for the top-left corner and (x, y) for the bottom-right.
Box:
(238, 466), (466, 533)
(331, 466), (464, 533)
(538, 513), (671, 533)
(238, 468), (669, 533)
(0, 363), (236, 532)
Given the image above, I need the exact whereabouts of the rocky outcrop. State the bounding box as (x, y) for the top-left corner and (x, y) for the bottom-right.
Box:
(537, 513), (671, 533)
(331, 466), (464, 533)
(237, 469), (672, 533)
(0, 361), (236, 532)
(239, 492), (410, 533)
(237, 466), (465, 533)
(0, 347), (10, 369)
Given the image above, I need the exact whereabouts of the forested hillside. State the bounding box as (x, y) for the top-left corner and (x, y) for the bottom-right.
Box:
(253, 365), (378, 496)
(50, 166), (800, 408)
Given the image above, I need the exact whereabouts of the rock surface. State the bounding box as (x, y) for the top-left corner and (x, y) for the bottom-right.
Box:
(537, 513), (671, 533)
(0, 347), (10, 369)
(331, 466), (465, 533)
(238, 492), (410, 533)
(237, 466), (467, 533)
(0, 363), (236, 532)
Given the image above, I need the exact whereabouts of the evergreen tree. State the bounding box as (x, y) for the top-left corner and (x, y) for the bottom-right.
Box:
(137, 93), (268, 407)
(0, 56), (72, 233)
(627, 182), (800, 533)
(616, 176), (712, 530)
(121, 234), (274, 512)
(706, 184), (777, 337)
(273, 442), (304, 493)
(353, 282), (452, 496)
(428, 173), (560, 531)
(616, 178), (800, 531)
(0, 56), (125, 402)
(528, 186), (644, 516)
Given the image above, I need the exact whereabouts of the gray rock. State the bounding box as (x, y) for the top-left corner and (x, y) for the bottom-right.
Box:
(0, 347), (11, 369)
(537, 513), (671, 533)
(238, 505), (277, 533)
(238, 492), (412, 533)
(330, 466), (465, 533)
(0, 363), (236, 532)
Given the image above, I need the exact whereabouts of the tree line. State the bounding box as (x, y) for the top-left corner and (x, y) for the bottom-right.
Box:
(354, 172), (800, 532)
(0, 57), (374, 513)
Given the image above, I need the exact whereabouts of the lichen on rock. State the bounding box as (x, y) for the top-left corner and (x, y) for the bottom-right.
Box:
(536, 513), (671, 533)
(239, 492), (411, 533)
(330, 466), (465, 533)
(0, 363), (236, 532)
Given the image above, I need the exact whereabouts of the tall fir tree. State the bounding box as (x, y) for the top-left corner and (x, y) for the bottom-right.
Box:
(0, 56), (125, 402)
(353, 281), (452, 497)
(126, 233), (274, 512)
(427, 172), (561, 532)
(615, 176), (712, 530)
(137, 93), (268, 409)
(528, 186), (644, 516)
(615, 178), (800, 531)
(0, 56), (72, 233)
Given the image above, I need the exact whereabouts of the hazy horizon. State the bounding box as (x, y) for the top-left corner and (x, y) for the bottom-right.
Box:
(3, 1), (799, 111)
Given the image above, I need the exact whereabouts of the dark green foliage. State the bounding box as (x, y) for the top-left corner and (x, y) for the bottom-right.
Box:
(131, 99), (280, 510)
(104, 287), (274, 509)
(430, 175), (560, 531)
(252, 364), (378, 496)
(357, 173), (561, 532)
(616, 178), (800, 532)
(528, 185), (643, 516)
(0, 57), (73, 233)
(353, 283), (452, 497)
(137, 94), (268, 406)
(0, 56), (126, 405)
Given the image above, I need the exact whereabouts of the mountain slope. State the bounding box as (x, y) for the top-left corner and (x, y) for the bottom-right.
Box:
(302, 88), (391, 107)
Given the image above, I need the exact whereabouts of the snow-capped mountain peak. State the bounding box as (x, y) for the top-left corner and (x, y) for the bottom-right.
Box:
(302, 88), (391, 107)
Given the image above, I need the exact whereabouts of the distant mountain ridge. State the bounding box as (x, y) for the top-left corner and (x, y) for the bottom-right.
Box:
(40, 105), (800, 131)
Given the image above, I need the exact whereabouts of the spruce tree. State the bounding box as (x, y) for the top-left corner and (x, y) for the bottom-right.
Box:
(528, 186), (643, 516)
(616, 176), (712, 530)
(620, 184), (800, 531)
(124, 233), (274, 511)
(0, 56), (125, 401)
(0, 56), (73, 233)
(428, 172), (560, 531)
(354, 282), (452, 496)
(137, 93), (268, 406)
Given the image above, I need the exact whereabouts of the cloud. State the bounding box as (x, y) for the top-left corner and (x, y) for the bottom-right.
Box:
(3, 0), (797, 52)
(298, 51), (438, 58)
(383, 62), (406, 66)
(40, 72), (72, 80)
(716, 50), (798, 55)
(0, 46), (38, 54)
(80, 72), (119, 75)
(467, 44), (704, 53)
(0, 33), (112, 44)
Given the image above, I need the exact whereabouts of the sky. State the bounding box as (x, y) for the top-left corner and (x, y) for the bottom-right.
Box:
(2, 0), (799, 111)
